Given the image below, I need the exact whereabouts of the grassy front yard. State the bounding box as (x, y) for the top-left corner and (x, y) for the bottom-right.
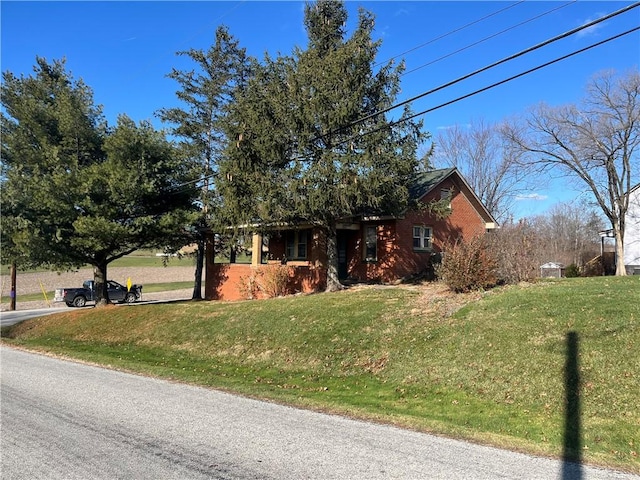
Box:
(2, 277), (638, 473)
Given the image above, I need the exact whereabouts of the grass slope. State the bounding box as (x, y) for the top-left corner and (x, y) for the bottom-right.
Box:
(2, 277), (638, 473)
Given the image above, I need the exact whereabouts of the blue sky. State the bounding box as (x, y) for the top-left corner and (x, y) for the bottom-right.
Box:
(2, 1), (639, 218)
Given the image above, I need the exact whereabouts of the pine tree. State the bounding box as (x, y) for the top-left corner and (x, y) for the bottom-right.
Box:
(158, 26), (250, 299)
(1, 57), (106, 271)
(220, 0), (424, 291)
(1, 58), (199, 305)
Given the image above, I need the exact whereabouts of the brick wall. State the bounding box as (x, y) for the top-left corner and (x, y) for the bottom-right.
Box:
(345, 177), (489, 282)
(205, 263), (326, 301)
(204, 175), (492, 297)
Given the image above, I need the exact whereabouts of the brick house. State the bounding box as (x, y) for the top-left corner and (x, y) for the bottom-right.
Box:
(205, 168), (497, 300)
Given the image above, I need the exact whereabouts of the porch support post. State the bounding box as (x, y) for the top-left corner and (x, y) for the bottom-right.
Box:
(251, 233), (263, 266)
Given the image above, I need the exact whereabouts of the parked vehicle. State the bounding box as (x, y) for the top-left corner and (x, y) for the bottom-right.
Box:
(54, 280), (143, 307)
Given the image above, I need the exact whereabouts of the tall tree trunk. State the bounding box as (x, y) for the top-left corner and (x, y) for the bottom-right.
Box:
(192, 238), (205, 300)
(614, 228), (627, 276)
(94, 263), (110, 306)
(325, 222), (343, 292)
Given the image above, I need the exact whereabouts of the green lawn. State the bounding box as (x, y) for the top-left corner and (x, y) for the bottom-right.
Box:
(2, 277), (638, 473)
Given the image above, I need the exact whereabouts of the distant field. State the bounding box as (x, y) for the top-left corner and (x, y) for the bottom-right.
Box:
(0, 253), (196, 275)
(0, 264), (196, 305)
(3, 276), (639, 474)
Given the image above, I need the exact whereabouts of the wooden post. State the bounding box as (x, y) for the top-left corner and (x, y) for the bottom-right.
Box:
(9, 261), (17, 311)
(251, 233), (263, 266)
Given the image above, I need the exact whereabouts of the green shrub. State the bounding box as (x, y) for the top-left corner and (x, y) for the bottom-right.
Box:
(564, 263), (581, 278)
(436, 236), (498, 293)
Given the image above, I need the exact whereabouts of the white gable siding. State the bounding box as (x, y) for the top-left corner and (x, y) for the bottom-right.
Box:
(624, 185), (640, 273)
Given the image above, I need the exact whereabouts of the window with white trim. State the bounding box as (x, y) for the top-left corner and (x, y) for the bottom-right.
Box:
(413, 226), (432, 251)
(363, 225), (378, 262)
(286, 230), (308, 260)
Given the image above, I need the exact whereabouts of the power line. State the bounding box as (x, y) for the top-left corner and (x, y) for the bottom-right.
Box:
(167, 2), (640, 195)
(129, 1), (247, 82)
(347, 1), (640, 131)
(374, 0), (526, 68)
(342, 26), (640, 149)
(402, 1), (577, 77)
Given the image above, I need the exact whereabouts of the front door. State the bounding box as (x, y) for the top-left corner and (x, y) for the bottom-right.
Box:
(337, 232), (349, 280)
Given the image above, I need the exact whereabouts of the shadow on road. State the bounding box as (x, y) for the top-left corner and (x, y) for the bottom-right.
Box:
(561, 331), (583, 480)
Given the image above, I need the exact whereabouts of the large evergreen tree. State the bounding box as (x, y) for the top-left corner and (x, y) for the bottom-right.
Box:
(219, 0), (424, 290)
(1, 58), (199, 305)
(1, 57), (107, 271)
(158, 26), (250, 299)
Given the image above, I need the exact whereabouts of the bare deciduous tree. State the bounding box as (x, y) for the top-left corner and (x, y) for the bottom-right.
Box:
(486, 219), (543, 283)
(530, 202), (604, 268)
(433, 118), (527, 223)
(504, 69), (640, 275)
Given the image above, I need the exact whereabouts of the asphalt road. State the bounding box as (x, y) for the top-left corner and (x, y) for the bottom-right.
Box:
(0, 308), (67, 327)
(0, 291), (192, 326)
(1, 347), (637, 480)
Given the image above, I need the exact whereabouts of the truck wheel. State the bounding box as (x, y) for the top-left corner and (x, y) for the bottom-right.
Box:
(72, 296), (87, 308)
(124, 293), (136, 304)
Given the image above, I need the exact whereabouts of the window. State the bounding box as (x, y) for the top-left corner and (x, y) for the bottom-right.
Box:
(286, 230), (308, 260)
(441, 188), (452, 209)
(413, 226), (432, 251)
(364, 225), (378, 262)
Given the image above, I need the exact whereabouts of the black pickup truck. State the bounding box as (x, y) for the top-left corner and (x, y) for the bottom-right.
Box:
(54, 280), (143, 307)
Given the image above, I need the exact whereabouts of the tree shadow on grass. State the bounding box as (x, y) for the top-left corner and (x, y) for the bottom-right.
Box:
(562, 331), (583, 480)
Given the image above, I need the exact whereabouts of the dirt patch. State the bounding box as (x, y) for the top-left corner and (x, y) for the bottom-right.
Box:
(326, 281), (483, 320)
(412, 282), (486, 318)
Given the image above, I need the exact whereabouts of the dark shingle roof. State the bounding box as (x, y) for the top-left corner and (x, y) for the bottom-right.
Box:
(408, 168), (456, 201)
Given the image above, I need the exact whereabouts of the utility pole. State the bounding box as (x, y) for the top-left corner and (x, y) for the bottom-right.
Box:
(10, 261), (17, 311)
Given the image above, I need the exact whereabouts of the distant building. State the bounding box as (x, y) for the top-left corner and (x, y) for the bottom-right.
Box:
(540, 262), (565, 278)
(599, 183), (640, 275)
